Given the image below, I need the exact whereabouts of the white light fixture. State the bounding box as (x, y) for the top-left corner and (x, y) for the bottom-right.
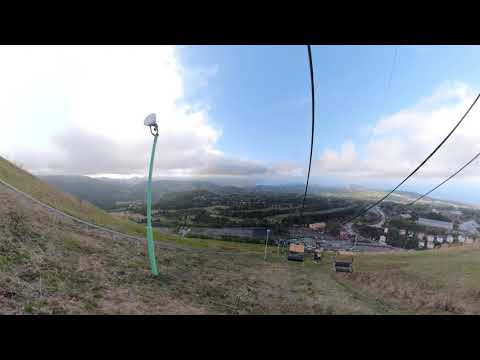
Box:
(144, 113), (157, 127)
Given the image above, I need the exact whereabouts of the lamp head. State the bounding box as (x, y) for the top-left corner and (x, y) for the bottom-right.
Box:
(144, 113), (157, 127)
(144, 113), (158, 136)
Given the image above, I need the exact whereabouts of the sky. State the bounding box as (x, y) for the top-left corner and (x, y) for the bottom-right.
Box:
(2, 45), (480, 204)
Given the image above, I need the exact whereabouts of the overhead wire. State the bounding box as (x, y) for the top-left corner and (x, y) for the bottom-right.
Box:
(342, 92), (480, 225)
(299, 45), (315, 221)
(385, 46), (398, 96)
(408, 151), (480, 206)
(349, 46), (399, 217)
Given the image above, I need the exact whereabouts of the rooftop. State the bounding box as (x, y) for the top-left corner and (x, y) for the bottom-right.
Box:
(416, 218), (453, 230)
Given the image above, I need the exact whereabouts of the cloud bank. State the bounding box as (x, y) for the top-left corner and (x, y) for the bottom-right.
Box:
(316, 82), (480, 180)
(0, 46), (276, 178)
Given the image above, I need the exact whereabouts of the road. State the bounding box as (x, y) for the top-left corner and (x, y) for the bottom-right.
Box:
(368, 206), (386, 228)
(343, 208), (399, 251)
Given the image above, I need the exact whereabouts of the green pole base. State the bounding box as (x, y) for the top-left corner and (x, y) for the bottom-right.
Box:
(146, 225), (159, 276)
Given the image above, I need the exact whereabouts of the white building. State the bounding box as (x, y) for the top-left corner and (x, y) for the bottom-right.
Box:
(459, 220), (480, 235)
(309, 222), (326, 231)
(426, 235), (435, 249)
(416, 218), (453, 231)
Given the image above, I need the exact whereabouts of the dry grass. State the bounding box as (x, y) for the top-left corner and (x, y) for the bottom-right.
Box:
(1, 187), (382, 314)
(340, 247), (480, 314)
(3, 153), (480, 314)
(3, 181), (480, 314)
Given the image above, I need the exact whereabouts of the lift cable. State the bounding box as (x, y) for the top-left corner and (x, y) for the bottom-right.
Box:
(354, 46), (400, 217)
(342, 92), (480, 225)
(408, 151), (480, 206)
(300, 45), (315, 221)
(385, 46), (398, 96)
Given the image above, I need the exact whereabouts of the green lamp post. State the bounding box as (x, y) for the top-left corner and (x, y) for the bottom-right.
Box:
(144, 113), (159, 276)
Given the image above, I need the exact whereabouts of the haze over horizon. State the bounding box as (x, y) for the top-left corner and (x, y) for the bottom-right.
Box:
(2, 45), (480, 204)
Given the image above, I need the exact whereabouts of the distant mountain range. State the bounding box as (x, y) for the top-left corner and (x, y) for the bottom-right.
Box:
(40, 175), (476, 210)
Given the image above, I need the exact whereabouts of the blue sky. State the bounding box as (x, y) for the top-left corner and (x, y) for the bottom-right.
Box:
(2, 45), (480, 204)
(176, 45), (480, 204)
(178, 45), (480, 163)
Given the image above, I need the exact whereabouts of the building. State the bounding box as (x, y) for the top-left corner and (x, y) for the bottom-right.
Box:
(303, 237), (316, 248)
(426, 235), (435, 249)
(308, 222), (326, 231)
(459, 220), (480, 235)
(416, 218), (453, 231)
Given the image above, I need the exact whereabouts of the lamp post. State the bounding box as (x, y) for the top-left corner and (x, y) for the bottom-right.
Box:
(144, 113), (159, 276)
(264, 229), (270, 261)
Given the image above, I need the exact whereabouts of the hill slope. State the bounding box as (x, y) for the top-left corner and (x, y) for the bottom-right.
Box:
(1, 183), (382, 314)
(0, 157), (148, 237)
(2, 156), (480, 314)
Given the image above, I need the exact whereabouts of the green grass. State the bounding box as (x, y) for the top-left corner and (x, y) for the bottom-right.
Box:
(340, 245), (480, 314)
(4, 155), (480, 314)
(0, 156), (145, 236)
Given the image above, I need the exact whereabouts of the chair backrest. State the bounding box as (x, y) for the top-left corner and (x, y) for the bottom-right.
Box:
(289, 243), (305, 254)
(335, 251), (354, 263)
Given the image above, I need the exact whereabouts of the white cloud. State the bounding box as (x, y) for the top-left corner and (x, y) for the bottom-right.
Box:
(0, 45), (270, 178)
(316, 82), (480, 180)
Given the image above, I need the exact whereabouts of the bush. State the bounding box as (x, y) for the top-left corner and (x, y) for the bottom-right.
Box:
(7, 209), (30, 238)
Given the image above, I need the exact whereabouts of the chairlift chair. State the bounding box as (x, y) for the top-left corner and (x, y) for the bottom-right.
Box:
(333, 251), (354, 273)
(313, 248), (323, 262)
(287, 243), (305, 262)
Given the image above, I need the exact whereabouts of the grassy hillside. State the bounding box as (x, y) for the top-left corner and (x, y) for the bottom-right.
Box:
(0, 156), (270, 253)
(3, 156), (480, 314)
(0, 187), (380, 314)
(3, 181), (480, 314)
(339, 245), (480, 314)
(0, 156), (147, 236)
